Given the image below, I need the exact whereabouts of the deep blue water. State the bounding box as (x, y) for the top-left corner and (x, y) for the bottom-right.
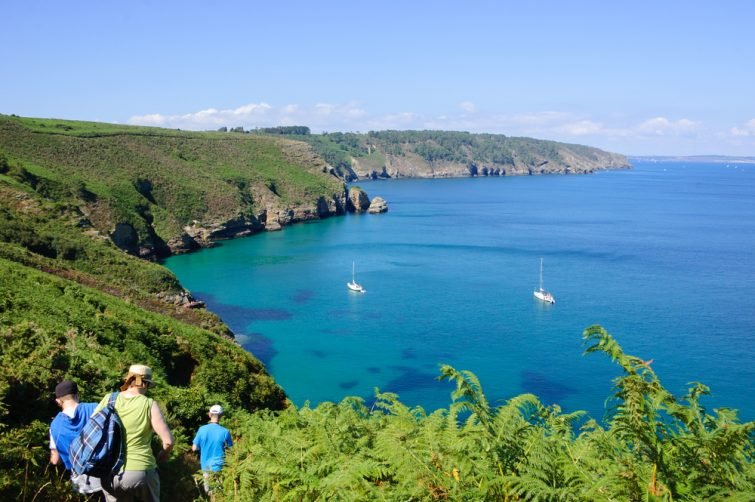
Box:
(164, 162), (755, 422)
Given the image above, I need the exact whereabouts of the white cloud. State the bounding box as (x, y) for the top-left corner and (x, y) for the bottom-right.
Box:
(128, 102), (273, 129)
(130, 113), (169, 126)
(459, 101), (476, 113)
(128, 102), (368, 131)
(232, 103), (271, 116)
(635, 117), (699, 137)
(730, 119), (755, 137)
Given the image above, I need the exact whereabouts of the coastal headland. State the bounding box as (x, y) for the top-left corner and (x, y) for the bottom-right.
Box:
(1, 116), (629, 261)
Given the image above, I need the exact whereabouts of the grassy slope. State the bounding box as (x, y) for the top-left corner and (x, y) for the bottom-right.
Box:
(0, 115), (345, 253)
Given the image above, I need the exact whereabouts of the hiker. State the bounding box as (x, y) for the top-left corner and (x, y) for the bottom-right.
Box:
(192, 404), (233, 494)
(49, 379), (103, 495)
(97, 364), (173, 502)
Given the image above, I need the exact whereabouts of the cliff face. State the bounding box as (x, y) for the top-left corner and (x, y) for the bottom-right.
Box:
(349, 142), (630, 180)
(172, 190), (348, 253)
(308, 130), (630, 181)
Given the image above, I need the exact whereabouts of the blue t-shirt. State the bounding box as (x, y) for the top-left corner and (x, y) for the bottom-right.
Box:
(49, 402), (97, 470)
(193, 423), (233, 471)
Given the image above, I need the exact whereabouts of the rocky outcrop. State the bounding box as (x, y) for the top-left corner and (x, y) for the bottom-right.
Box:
(367, 196), (388, 214)
(167, 232), (202, 254)
(155, 289), (198, 307)
(347, 186), (371, 213)
(180, 214), (265, 249)
(169, 191), (349, 254)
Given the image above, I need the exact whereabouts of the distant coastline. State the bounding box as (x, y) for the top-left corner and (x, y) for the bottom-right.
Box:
(630, 155), (755, 164)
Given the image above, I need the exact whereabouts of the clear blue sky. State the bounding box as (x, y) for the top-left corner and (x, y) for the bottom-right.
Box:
(2, 1), (754, 156)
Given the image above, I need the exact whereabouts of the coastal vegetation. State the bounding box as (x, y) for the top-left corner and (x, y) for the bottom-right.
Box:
(0, 114), (751, 500)
(0, 255), (285, 499)
(214, 327), (754, 500)
(250, 126), (630, 180)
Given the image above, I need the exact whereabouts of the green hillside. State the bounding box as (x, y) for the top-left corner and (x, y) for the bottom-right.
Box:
(0, 115), (347, 257)
(252, 127), (631, 180)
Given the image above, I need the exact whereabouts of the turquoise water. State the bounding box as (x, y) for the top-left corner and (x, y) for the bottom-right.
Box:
(164, 162), (755, 422)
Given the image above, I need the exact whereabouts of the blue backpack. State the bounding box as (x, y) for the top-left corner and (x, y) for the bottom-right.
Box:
(69, 392), (124, 478)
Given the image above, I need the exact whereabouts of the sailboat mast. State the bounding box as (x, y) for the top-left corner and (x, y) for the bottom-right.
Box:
(539, 258), (544, 290)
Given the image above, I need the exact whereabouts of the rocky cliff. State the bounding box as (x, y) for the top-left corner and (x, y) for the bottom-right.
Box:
(304, 130), (630, 181)
(350, 142), (629, 180)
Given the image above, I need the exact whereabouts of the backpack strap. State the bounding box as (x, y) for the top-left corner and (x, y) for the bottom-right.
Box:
(107, 392), (119, 408)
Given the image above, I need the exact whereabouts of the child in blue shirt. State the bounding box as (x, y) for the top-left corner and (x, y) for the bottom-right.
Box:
(192, 404), (233, 493)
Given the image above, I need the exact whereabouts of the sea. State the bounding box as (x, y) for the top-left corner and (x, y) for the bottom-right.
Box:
(164, 161), (755, 422)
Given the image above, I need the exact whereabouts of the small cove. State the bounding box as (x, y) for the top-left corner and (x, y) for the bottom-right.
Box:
(165, 162), (755, 421)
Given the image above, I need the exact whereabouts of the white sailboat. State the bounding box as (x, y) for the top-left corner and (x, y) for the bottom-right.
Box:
(533, 258), (555, 304)
(347, 261), (365, 292)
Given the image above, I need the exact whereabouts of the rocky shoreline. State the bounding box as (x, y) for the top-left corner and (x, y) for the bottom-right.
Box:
(350, 152), (630, 180)
(159, 186), (387, 257)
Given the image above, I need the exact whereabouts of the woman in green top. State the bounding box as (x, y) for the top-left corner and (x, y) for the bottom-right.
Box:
(97, 364), (173, 502)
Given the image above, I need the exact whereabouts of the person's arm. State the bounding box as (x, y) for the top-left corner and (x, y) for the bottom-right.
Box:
(192, 429), (201, 453)
(150, 401), (174, 461)
(49, 430), (60, 465)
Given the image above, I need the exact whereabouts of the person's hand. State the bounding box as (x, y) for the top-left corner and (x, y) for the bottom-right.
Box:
(157, 443), (173, 462)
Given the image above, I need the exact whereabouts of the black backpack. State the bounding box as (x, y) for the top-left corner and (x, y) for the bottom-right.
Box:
(69, 392), (124, 478)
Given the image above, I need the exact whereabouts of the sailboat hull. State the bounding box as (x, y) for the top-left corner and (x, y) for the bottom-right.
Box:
(534, 290), (555, 304)
(347, 281), (365, 292)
